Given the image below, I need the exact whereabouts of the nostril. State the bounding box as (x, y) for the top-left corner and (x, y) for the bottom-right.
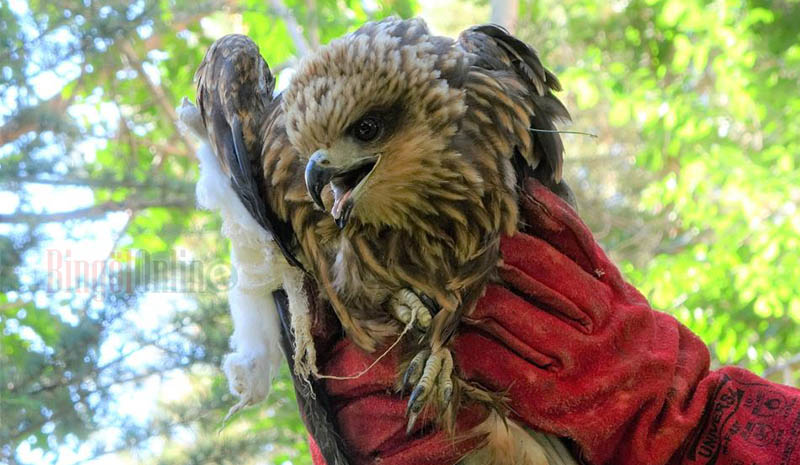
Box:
(309, 149), (330, 165)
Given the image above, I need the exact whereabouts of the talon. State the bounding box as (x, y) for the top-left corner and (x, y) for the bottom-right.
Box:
(441, 385), (453, 407)
(418, 292), (439, 315)
(406, 383), (427, 434)
(402, 350), (429, 391)
(406, 410), (420, 434)
(404, 348), (446, 424)
(407, 384), (427, 415)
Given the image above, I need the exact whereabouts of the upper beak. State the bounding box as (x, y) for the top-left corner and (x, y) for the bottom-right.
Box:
(304, 150), (334, 210)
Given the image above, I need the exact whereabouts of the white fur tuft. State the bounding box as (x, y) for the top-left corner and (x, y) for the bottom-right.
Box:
(181, 100), (316, 416)
(196, 140), (284, 416)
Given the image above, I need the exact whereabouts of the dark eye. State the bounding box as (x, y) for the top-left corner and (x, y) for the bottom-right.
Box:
(352, 116), (382, 142)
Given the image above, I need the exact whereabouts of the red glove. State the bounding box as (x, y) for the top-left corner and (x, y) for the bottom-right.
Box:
(307, 178), (800, 465)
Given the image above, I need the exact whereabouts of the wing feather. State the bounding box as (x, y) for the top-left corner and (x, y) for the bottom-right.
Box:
(275, 289), (351, 465)
(195, 34), (303, 268)
(457, 25), (573, 204)
(194, 34), (354, 462)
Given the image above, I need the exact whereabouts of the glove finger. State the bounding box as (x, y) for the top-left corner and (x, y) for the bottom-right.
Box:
(335, 394), (487, 465)
(464, 283), (591, 360)
(499, 234), (613, 331)
(520, 178), (626, 291)
(453, 331), (560, 403)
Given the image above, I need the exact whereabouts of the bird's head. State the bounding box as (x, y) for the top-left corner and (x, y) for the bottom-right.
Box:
(283, 18), (469, 230)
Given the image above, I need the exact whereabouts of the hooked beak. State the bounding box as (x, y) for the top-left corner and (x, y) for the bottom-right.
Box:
(304, 150), (333, 211)
(304, 149), (378, 229)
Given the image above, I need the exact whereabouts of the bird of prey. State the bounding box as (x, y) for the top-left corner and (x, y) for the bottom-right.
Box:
(192, 17), (576, 464)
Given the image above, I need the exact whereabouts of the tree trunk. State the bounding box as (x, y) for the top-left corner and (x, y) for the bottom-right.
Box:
(490, 0), (519, 34)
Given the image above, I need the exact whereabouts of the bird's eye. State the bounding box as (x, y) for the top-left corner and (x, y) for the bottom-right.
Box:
(352, 116), (382, 142)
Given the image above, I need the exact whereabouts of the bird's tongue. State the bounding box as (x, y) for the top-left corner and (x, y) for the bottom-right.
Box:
(331, 188), (353, 220)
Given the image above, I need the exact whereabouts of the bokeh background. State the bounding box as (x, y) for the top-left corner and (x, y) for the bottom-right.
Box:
(1, 0), (799, 463)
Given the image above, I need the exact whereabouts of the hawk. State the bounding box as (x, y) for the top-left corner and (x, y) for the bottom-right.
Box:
(188, 17), (577, 465)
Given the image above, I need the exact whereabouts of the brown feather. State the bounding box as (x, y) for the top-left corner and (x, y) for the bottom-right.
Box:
(272, 15), (574, 390)
(197, 18), (578, 463)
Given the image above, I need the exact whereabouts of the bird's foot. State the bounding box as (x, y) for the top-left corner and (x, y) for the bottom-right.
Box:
(389, 288), (456, 432)
(389, 288), (438, 331)
(402, 346), (454, 433)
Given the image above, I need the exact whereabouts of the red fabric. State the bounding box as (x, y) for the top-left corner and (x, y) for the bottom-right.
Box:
(670, 367), (800, 465)
(306, 179), (800, 465)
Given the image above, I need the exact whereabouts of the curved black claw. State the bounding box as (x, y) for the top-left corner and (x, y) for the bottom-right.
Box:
(406, 383), (427, 433)
(402, 350), (429, 394)
(416, 292), (440, 317)
(441, 384), (453, 407)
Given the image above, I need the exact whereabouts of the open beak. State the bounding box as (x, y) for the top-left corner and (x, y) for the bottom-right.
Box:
(304, 149), (377, 229)
(304, 150), (334, 211)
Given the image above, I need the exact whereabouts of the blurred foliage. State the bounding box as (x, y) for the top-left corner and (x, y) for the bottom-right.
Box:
(513, 0), (800, 375)
(0, 0), (798, 464)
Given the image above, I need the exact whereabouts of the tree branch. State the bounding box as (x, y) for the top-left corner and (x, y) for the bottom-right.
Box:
(10, 360), (195, 442)
(269, 0), (311, 57)
(0, 94), (72, 146)
(23, 319), (193, 396)
(490, 0), (520, 34)
(118, 39), (198, 155)
(7, 175), (192, 191)
(0, 198), (193, 224)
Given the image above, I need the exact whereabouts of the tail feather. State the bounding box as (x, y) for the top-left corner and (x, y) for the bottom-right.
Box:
(461, 412), (578, 465)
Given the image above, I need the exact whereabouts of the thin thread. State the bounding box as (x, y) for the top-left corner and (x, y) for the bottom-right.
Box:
(316, 310), (416, 381)
(528, 128), (598, 139)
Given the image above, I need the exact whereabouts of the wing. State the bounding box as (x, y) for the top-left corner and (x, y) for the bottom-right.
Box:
(195, 36), (352, 462)
(456, 25), (576, 207)
(195, 34), (303, 268)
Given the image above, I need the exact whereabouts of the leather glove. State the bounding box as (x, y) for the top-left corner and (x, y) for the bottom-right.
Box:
(307, 178), (800, 465)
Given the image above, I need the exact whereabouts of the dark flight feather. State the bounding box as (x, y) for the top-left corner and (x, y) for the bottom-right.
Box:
(195, 34), (303, 269)
(195, 34), (354, 462)
(460, 25), (575, 206)
(274, 289), (351, 465)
